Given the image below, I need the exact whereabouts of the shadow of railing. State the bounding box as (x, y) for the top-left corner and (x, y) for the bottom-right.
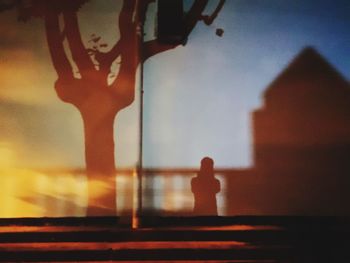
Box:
(0, 167), (236, 217)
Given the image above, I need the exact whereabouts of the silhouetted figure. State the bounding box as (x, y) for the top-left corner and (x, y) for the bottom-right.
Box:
(191, 157), (221, 216)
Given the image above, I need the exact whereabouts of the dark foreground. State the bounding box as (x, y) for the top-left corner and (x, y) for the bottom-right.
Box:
(0, 216), (348, 262)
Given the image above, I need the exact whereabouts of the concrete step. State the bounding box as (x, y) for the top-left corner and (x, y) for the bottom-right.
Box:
(0, 216), (347, 262)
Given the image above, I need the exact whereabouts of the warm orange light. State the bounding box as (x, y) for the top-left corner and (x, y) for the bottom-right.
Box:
(0, 143), (16, 168)
(0, 169), (90, 218)
(132, 169), (138, 229)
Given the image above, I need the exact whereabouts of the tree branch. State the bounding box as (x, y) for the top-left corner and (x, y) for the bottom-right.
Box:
(137, 0), (155, 26)
(109, 0), (139, 107)
(183, 0), (209, 36)
(44, 11), (73, 80)
(201, 0), (225, 25)
(118, 0), (137, 47)
(63, 10), (95, 79)
(143, 0), (222, 61)
(94, 41), (122, 74)
(96, 0), (148, 73)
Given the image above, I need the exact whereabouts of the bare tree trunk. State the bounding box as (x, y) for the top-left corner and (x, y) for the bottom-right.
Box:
(81, 110), (117, 216)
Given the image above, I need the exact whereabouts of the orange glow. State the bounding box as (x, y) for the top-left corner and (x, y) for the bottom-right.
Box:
(0, 143), (43, 217)
(0, 143), (137, 217)
(0, 143), (16, 168)
(0, 167), (136, 217)
(0, 145), (79, 217)
(0, 169), (88, 218)
(132, 169), (139, 229)
(0, 170), (138, 218)
(162, 177), (193, 212)
(183, 225), (283, 231)
(0, 241), (248, 250)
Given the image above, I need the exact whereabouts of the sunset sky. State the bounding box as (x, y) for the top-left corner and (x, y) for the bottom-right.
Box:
(0, 0), (349, 170)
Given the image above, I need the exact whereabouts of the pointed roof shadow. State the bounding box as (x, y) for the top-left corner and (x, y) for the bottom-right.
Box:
(263, 47), (350, 111)
(264, 47), (350, 103)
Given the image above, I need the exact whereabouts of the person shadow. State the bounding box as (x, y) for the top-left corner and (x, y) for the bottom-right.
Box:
(191, 157), (221, 216)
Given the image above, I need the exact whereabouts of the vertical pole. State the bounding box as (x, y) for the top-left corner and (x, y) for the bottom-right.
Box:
(136, 0), (144, 229)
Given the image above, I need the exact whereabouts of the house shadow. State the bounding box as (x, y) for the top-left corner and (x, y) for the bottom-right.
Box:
(225, 47), (350, 216)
